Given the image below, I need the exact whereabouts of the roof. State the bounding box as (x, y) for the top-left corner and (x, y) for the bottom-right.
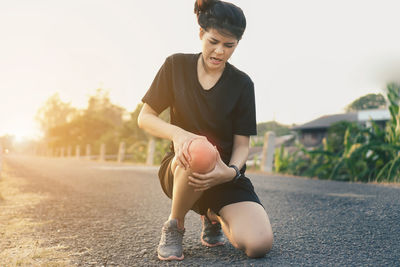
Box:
(291, 113), (358, 130)
(358, 109), (390, 121)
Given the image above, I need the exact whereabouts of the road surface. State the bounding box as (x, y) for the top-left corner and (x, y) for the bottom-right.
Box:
(1, 155), (399, 266)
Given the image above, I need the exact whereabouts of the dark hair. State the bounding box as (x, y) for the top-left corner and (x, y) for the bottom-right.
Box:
(194, 0), (246, 40)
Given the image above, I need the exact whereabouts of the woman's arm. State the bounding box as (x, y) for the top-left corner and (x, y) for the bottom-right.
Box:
(138, 103), (180, 141)
(137, 103), (206, 169)
(229, 135), (250, 170)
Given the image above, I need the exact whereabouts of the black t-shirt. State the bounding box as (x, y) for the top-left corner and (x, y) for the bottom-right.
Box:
(142, 53), (257, 164)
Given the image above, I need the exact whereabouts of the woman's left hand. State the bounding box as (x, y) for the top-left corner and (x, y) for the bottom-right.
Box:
(188, 148), (236, 192)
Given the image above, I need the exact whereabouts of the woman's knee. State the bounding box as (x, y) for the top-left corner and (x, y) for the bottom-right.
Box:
(220, 202), (274, 257)
(243, 233), (273, 258)
(231, 225), (273, 258)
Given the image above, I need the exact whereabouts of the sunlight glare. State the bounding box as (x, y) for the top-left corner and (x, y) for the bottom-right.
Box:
(9, 127), (39, 143)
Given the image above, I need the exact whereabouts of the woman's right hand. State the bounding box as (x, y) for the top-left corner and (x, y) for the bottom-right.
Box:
(172, 129), (207, 170)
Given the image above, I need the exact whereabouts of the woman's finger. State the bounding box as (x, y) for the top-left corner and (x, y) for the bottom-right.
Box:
(179, 145), (190, 168)
(188, 181), (210, 189)
(191, 181), (210, 190)
(188, 181), (204, 188)
(176, 150), (187, 170)
(194, 186), (210, 192)
(176, 147), (189, 169)
(182, 139), (193, 162)
(188, 176), (210, 186)
(191, 171), (211, 179)
(214, 147), (224, 164)
(179, 155), (189, 169)
(188, 174), (209, 183)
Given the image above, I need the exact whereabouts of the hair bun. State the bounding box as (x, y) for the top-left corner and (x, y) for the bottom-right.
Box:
(194, 0), (217, 16)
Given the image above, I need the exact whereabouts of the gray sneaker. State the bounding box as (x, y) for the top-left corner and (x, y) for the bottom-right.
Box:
(201, 215), (225, 247)
(157, 219), (185, 261)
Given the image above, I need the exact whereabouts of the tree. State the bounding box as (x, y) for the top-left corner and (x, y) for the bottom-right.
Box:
(257, 121), (291, 137)
(119, 103), (171, 163)
(345, 93), (387, 112)
(85, 88), (125, 128)
(37, 89), (127, 154)
(35, 93), (77, 136)
(120, 103), (147, 143)
(81, 89), (126, 153)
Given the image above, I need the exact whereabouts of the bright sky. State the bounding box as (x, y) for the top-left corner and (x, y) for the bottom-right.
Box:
(1, 0), (400, 140)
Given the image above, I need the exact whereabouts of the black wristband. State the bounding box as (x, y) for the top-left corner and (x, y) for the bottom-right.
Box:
(229, 165), (242, 183)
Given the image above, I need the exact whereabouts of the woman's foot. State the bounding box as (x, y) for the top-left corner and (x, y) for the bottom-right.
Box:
(200, 210), (225, 247)
(157, 219), (185, 261)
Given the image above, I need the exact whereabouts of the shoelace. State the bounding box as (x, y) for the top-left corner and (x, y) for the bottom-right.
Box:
(161, 225), (184, 246)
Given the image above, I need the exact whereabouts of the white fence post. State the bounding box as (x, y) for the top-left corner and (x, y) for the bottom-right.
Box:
(67, 146), (72, 157)
(261, 131), (276, 172)
(0, 145), (3, 177)
(86, 144), (91, 160)
(60, 147), (65, 157)
(146, 138), (155, 165)
(76, 145), (80, 159)
(118, 142), (125, 163)
(99, 143), (106, 162)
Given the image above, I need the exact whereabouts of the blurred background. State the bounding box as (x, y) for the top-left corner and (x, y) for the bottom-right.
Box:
(1, 0), (400, 181)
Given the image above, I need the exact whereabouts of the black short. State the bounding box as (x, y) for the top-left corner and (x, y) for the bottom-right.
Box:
(158, 152), (263, 215)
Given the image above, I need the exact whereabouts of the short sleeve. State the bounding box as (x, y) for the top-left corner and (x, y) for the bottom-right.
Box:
(232, 80), (257, 136)
(141, 57), (173, 114)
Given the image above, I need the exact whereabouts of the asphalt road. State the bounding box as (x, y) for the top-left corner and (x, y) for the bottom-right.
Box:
(2, 155), (400, 266)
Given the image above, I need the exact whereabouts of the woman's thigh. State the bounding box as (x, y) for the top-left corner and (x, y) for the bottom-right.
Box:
(219, 201), (273, 253)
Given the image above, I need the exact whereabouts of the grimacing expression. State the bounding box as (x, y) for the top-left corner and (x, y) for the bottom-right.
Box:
(200, 28), (238, 72)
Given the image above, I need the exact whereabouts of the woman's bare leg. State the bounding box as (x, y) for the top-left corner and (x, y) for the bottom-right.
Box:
(208, 201), (273, 258)
(168, 157), (203, 229)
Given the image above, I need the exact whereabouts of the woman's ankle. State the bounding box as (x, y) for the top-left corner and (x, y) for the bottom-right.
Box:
(168, 215), (185, 230)
(206, 208), (219, 223)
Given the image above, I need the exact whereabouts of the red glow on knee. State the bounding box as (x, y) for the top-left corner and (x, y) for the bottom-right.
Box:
(188, 138), (216, 173)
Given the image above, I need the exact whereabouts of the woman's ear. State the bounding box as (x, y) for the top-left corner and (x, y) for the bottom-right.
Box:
(199, 27), (205, 40)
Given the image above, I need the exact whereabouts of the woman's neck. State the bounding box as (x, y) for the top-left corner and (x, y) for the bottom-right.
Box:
(199, 54), (225, 76)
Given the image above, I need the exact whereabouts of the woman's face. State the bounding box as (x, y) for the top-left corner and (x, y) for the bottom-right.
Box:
(199, 28), (238, 72)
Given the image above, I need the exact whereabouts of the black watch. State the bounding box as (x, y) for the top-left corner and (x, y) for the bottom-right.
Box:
(229, 165), (242, 183)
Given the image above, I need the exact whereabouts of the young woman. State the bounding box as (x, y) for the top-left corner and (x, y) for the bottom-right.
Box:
(138, 0), (273, 261)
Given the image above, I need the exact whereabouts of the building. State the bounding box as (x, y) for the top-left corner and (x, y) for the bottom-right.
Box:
(291, 109), (390, 147)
